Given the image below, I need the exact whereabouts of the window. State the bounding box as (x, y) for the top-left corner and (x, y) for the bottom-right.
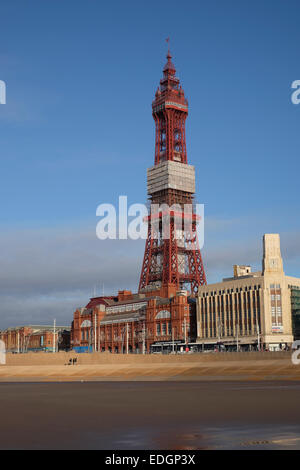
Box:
(156, 310), (171, 320)
(156, 324), (161, 336)
(162, 323), (166, 335)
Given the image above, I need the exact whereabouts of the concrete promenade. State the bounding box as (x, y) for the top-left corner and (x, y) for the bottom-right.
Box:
(0, 351), (299, 382)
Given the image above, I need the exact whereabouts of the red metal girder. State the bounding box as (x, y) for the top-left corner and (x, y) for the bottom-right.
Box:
(139, 51), (207, 294)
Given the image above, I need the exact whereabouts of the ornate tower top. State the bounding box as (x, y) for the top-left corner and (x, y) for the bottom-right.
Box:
(163, 50), (176, 75)
(152, 47), (189, 165)
(153, 49), (188, 113)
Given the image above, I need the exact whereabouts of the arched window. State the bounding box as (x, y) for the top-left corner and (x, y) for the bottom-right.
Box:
(155, 310), (171, 320)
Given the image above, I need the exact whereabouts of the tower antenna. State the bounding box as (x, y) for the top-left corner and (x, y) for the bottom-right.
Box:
(166, 37), (170, 54)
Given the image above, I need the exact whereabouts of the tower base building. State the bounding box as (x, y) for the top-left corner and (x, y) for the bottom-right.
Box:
(71, 284), (196, 354)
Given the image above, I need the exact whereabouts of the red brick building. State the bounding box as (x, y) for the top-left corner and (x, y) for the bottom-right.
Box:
(71, 284), (197, 353)
(0, 325), (70, 353)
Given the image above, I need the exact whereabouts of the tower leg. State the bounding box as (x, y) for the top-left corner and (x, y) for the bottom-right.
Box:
(186, 222), (207, 294)
(162, 217), (179, 287)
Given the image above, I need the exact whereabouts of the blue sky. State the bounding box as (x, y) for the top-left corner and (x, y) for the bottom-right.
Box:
(0, 0), (299, 327)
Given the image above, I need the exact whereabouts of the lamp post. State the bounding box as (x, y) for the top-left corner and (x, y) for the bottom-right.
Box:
(53, 319), (56, 353)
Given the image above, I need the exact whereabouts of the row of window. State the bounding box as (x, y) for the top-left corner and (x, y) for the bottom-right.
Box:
(199, 291), (261, 338)
(156, 323), (171, 336)
(106, 302), (147, 315)
(201, 285), (261, 297)
(271, 306), (282, 314)
(270, 286), (282, 327)
(271, 294), (281, 300)
(81, 330), (89, 340)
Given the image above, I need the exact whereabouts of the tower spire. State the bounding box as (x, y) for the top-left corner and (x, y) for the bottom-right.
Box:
(163, 37), (176, 77)
(165, 37), (171, 60)
(166, 36), (170, 51)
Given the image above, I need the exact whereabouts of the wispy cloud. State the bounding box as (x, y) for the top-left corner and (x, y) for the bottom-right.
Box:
(203, 228), (300, 282)
(0, 226), (143, 328)
(0, 224), (299, 329)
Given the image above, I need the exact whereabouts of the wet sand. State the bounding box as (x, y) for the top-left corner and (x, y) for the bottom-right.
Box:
(1, 381), (300, 449)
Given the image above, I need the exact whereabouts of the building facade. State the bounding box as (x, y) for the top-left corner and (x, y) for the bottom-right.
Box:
(196, 234), (300, 351)
(0, 325), (70, 353)
(291, 287), (300, 340)
(71, 284), (196, 353)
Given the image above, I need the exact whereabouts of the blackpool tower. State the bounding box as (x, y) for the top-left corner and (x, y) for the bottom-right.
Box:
(139, 48), (207, 294)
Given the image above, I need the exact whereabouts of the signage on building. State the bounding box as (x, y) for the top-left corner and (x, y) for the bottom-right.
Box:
(272, 325), (283, 333)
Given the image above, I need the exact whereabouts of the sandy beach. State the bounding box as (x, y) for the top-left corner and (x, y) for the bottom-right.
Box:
(1, 353), (300, 449)
(0, 351), (299, 382)
(1, 381), (300, 449)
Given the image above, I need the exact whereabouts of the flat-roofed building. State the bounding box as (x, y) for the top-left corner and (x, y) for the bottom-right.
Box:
(196, 234), (300, 351)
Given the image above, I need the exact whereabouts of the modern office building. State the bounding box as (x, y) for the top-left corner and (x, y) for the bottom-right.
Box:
(196, 234), (300, 351)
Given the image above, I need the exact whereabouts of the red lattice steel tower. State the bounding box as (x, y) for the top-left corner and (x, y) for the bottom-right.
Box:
(139, 47), (207, 294)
